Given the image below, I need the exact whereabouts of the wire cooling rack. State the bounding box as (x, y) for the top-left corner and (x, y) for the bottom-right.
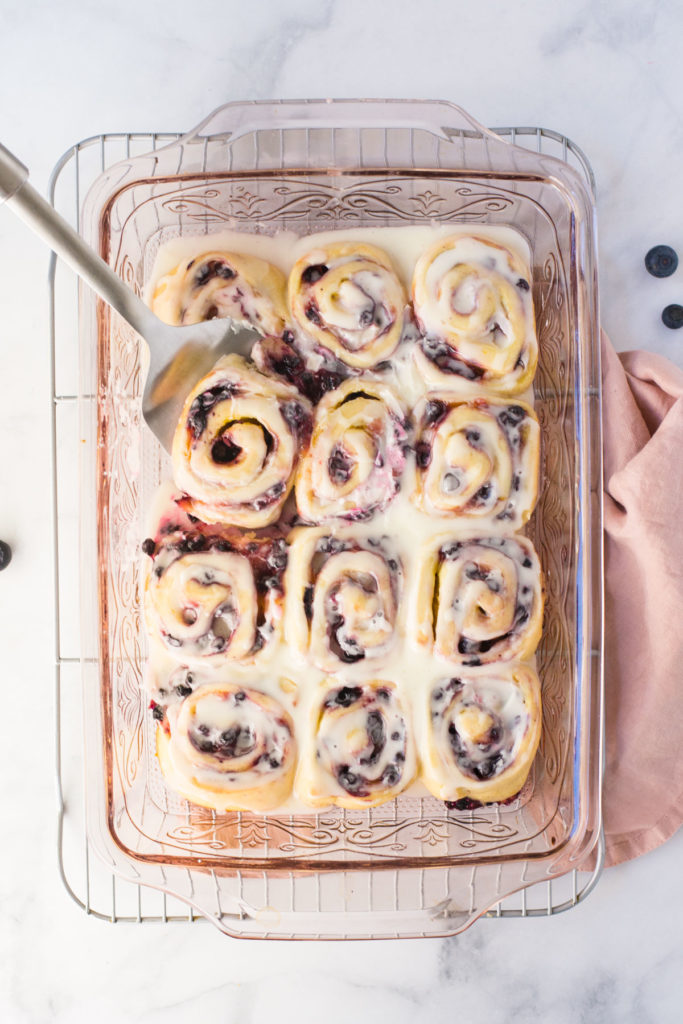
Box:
(49, 126), (603, 927)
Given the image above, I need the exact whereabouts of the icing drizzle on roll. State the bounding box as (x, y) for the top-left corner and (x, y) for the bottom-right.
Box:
(295, 377), (407, 523)
(412, 235), (538, 396)
(289, 242), (408, 370)
(144, 523), (287, 666)
(413, 535), (544, 666)
(412, 396), (540, 528)
(285, 526), (401, 672)
(157, 682), (296, 811)
(151, 250), (288, 335)
(296, 679), (416, 808)
(422, 666), (542, 804)
(172, 354), (312, 527)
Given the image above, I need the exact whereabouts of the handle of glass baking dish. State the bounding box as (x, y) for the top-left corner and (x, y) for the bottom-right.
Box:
(0, 140), (160, 340)
(182, 98), (511, 146)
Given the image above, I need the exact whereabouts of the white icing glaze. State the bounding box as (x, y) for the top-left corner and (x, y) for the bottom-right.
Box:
(144, 223), (542, 813)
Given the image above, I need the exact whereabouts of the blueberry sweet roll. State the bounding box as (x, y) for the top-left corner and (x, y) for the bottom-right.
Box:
(156, 682), (296, 811)
(413, 396), (539, 528)
(151, 250), (288, 336)
(289, 242), (407, 370)
(284, 526), (401, 672)
(144, 529), (286, 665)
(413, 536), (543, 666)
(422, 667), (542, 805)
(172, 354), (312, 527)
(295, 378), (407, 523)
(412, 235), (538, 395)
(296, 680), (416, 809)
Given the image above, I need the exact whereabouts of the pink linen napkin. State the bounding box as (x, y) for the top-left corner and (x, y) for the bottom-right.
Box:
(601, 331), (683, 867)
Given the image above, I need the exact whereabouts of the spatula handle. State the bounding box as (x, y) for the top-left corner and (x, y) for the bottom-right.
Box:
(0, 140), (159, 340)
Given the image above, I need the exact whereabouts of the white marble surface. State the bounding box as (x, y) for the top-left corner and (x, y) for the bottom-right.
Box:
(1, 1), (682, 1021)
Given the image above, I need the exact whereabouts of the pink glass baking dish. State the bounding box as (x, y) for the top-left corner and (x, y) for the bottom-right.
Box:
(77, 100), (603, 939)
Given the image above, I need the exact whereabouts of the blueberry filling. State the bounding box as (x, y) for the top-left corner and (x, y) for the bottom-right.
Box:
(359, 710), (386, 767)
(329, 612), (365, 663)
(458, 635), (498, 656)
(282, 400), (309, 435)
(187, 383), (239, 438)
(421, 336), (485, 380)
(424, 399), (447, 425)
(328, 445), (353, 485)
(301, 263), (329, 285)
(337, 765), (363, 793)
(252, 481), (285, 512)
(193, 259), (236, 288)
(415, 441), (432, 468)
(516, 278), (530, 291)
(328, 686), (362, 708)
(190, 723), (255, 761)
(498, 404), (526, 428)
(303, 584), (314, 622)
(473, 482), (492, 504)
(305, 303), (323, 326)
(447, 717), (505, 781)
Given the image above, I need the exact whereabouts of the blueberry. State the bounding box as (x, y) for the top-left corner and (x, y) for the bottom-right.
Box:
(0, 540), (13, 570)
(141, 538), (156, 557)
(301, 263), (329, 285)
(662, 304), (683, 329)
(645, 245), (678, 278)
(333, 686), (362, 708)
(424, 399), (447, 425)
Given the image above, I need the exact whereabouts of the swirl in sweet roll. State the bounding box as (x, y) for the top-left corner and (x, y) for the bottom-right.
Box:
(421, 666), (542, 805)
(289, 242), (407, 369)
(144, 529), (286, 665)
(172, 354), (312, 527)
(295, 378), (407, 523)
(413, 396), (539, 528)
(296, 680), (416, 808)
(412, 235), (538, 395)
(285, 526), (401, 672)
(156, 681), (296, 811)
(151, 250), (287, 335)
(413, 535), (543, 666)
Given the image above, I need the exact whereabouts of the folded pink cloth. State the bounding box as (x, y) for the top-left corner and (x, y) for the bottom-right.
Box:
(601, 331), (683, 867)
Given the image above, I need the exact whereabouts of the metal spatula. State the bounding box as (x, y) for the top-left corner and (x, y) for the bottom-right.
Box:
(0, 141), (260, 451)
